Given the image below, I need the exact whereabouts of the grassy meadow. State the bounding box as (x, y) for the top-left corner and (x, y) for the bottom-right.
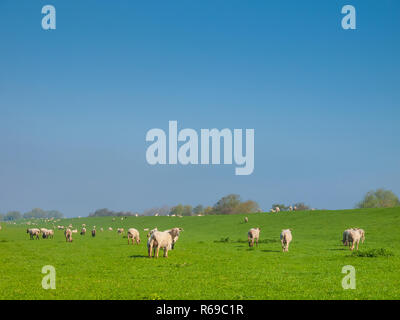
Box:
(0, 208), (399, 300)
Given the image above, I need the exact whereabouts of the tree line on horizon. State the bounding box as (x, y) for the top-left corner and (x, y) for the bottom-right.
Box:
(1, 189), (399, 221)
(0, 208), (63, 221)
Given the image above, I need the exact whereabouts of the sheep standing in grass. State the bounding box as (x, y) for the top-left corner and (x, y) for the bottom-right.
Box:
(280, 229), (292, 252)
(270, 209), (276, 213)
(275, 207), (281, 213)
(117, 228), (124, 234)
(27, 228), (40, 240)
(65, 229), (73, 242)
(248, 228), (261, 247)
(148, 228), (183, 258)
(346, 229), (362, 251)
(108, 227), (113, 231)
(43, 229), (54, 239)
(354, 228), (365, 243)
(244, 217), (248, 223)
(342, 229), (352, 246)
(80, 227), (86, 235)
(92, 228), (96, 237)
(127, 228), (140, 245)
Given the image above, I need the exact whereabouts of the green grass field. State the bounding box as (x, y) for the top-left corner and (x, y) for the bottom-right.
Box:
(0, 208), (399, 300)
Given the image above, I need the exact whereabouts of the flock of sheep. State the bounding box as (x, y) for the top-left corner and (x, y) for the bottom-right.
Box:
(244, 217), (365, 252)
(22, 216), (366, 259)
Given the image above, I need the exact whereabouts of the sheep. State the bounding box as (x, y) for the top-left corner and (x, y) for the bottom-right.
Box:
(40, 228), (48, 234)
(80, 227), (86, 235)
(244, 217), (248, 223)
(353, 228), (365, 243)
(127, 228), (140, 245)
(57, 225), (64, 230)
(248, 228), (261, 247)
(65, 229), (73, 242)
(117, 228), (124, 234)
(82, 224), (86, 227)
(346, 229), (362, 251)
(280, 229), (292, 252)
(27, 228), (40, 240)
(342, 229), (352, 246)
(289, 206), (293, 211)
(147, 228), (183, 258)
(72, 229), (78, 233)
(91, 229), (96, 237)
(275, 207), (281, 213)
(100, 227), (104, 232)
(108, 227), (113, 231)
(270, 209), (276, 213)
(294, 206), (297, 211)
(43, 229), (54, 239)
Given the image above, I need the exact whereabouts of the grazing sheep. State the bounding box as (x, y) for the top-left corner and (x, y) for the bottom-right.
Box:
(270, 209), (276, 213)
(64, 229), (73, 242)
(294, 206), (297, 211)
(342, 229), (352, 246)
(100, 227), (104, 232)
(280, 229), (292, 252)
(108, 227), (113, 231)
(57, 225), (64, 230)
(40, 228), (48, 234)
(148, 228), (183, 258)
(80, 227), (86, 235)
(117, 228), (124, 234)
(43, 229), (54, 239)
(72, 229), (78, 233)
(275, 207), (281, 213)
(27, 228), (40, 240)
(248, 228), (261, 247)
(82, 224), (86, 227)
(127, 228), (140, 245)
(353, 228), (365, 243)
(289, 206), (293, 211)
(91, 229), (96, 237)
(244, 217), (248, 223)
(346, 229), (362, 251)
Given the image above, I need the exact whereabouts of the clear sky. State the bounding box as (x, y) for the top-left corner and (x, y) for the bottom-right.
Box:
(1, 0), (399, 217)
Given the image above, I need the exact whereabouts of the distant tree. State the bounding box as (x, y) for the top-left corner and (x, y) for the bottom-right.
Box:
(182, 205), (193, 216)
(23, 208), (63, 219)
(292, 203), (310, 211)
(203, 206), (214, 215)
(213, 194), (259, 215)
(4, 211), (22, 221)
(213, 194), (241, 215)
(357, 188), (400, 208)
(193, 205), (204, 215)
(170, 204), (184, 216)
(235, 200), (260, 214)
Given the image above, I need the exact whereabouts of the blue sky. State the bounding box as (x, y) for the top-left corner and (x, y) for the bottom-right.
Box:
(1, 0), (399, 217)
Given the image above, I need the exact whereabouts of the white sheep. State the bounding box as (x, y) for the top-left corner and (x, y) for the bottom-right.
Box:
(280, 229), (292, 252)
(248, 228), (260, 247)
(127, 228), (140, 245)
(148, 228), (183, 258)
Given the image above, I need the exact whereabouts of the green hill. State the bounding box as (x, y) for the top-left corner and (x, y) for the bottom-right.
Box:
(0, 208), (399, 299)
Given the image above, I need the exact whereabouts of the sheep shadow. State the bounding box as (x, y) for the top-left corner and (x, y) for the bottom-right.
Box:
(129, 254), (148, 259)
